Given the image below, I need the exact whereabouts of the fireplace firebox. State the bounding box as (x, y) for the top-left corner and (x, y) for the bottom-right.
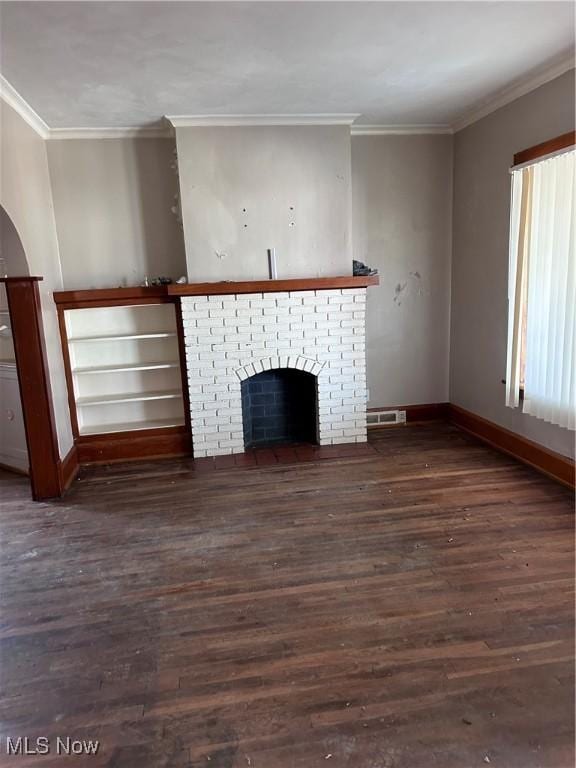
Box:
(241, 369), (317, 447)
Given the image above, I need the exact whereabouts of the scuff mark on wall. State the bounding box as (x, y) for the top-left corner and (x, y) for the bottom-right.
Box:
(393, 270), (426, 305)
(393, 281), (407, 305)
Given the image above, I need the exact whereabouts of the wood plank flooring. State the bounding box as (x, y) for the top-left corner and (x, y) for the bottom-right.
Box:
(0, 423), (573, 767)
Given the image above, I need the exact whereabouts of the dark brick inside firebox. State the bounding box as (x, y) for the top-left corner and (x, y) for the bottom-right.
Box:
(241, 369), (317, 448)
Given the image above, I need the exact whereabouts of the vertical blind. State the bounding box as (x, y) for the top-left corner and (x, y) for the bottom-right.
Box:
(506, 149), (575, 430)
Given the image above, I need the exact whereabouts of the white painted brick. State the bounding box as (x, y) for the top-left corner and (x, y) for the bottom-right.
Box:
(250, 298), (276, 308)
(226, 332), (252, 343)
(278, 330), (304, 340)
(202, 383), (231, 394)
(217, 407), (242, 417)
(225, 298), (250, 310)
(211, 446), (235, 456)
(218, 438), (243, 448)
(209, 308), (237, 319)
(290, 321), (316, 331)
(289, 304), (315, 314)
(251, 331), (278, 341)
(266, 338), (292, 350)
(276, 297), (303, 308)
(197, 316), (224, 328)
(329, 294), (354, 304)
(241, 293), (263, 301)
(288, 290), (317, 298)
(224, 315), (252, 328)
(321, 428), (345, 438)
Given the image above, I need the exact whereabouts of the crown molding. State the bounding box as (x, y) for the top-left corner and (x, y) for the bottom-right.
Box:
(453, 52), (575, 133)
(167, 114), (360, 128)
(351, 124), (453, 136)
(48, 126), (173, 140)
(0, 75), (50, 139)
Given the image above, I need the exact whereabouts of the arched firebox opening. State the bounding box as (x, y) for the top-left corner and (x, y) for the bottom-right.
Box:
(241, 368), (317, 448)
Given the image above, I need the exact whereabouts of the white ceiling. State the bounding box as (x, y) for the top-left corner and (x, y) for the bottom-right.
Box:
(0, 1), (574, 131)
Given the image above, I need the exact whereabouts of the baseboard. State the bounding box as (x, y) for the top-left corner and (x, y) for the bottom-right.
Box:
(0, 461), (29, 477)
(448, 404), (575, 489)
(57, 444), (80, 493)
(368, 402), (449, 425)
(76, 427), (192, 465)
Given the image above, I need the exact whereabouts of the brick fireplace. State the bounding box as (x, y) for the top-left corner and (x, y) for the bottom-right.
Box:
(176, 278), (377, 458)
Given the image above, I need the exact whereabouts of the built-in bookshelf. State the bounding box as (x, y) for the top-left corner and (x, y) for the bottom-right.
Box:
(63, 303), (186, 436)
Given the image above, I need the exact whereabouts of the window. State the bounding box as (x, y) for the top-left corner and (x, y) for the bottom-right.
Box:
(506, 134), (575, 431)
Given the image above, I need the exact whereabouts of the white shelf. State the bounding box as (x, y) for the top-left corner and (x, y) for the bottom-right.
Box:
(68, 331), (177, 343)
(64, 303), (186, 438)
(80, 418), (185, 436)
(77, 390), (183, 407)
(73, 361), (181, 375)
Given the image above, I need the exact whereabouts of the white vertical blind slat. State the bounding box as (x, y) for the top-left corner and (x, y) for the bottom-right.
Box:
(509, 150), (576, 431)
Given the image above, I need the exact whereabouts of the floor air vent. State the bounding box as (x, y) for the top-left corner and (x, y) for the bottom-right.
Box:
(367, 409), (407, 427)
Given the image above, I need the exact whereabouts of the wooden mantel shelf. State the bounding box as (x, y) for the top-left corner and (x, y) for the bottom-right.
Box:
(54, 276), (379, 306)
(167, 275), (379, 296)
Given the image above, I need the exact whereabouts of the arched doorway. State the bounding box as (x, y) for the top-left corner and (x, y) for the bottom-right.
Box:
(0, 207), (30, 476)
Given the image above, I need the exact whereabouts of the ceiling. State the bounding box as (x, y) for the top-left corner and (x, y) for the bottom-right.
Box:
(0, 1), (574, 131)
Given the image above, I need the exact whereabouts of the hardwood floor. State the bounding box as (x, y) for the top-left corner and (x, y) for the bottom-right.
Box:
(0, 423), (573, 768)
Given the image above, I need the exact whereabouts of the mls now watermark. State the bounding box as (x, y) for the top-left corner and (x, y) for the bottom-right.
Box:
(5, 736), (100, 756)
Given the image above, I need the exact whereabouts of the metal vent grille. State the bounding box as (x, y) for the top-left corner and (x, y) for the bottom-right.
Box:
(367, 409), (407, 426)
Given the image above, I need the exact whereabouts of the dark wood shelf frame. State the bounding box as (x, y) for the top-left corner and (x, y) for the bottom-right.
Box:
(54, 275), (379, 305)
(55, 290), (192, 465)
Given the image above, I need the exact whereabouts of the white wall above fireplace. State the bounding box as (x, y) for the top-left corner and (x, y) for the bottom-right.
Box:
(174, 125), (352, 282)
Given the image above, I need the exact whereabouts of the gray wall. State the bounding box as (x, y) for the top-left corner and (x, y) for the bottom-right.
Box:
(175, 125), (352, 281)
(352, 134), (453, 408)
(0, 100), (74, 458)
(450, 69), (575, 459)
(47, 138), (186, 289)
